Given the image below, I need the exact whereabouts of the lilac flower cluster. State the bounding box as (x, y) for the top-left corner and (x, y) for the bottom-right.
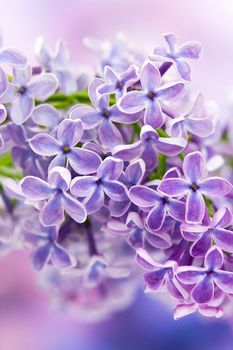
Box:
(0, 29), (233, 321)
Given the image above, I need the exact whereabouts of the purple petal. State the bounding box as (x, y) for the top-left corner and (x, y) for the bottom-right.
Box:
(13, 66), (31, 85)
(167, 199), (185, 222)
(177, 266), (206, 284)
(32, 104), (60, 128)
(88, 78), (104, 109)
(157, 82), (185, 101)
(186, 117), (214, 137)
(29, 133), (60, 156)
(214, 271), (233, 294)
(147, 204), (166, 231)
(51, 244), (73, 268)
(125, 159), (146, 185)
(27, 73), (58, 100)
(176, 41), (202, 59)
(174, 303), (197, 320)
(129, 185), (161, 207)
(185, 190), (205, 223)
(57, 119), (83, 146)
(48, 166), (71, 191)
(103, 180), (128, 201)
(109, 199), (130, 217)
(110, 105), (142, 124)
(62, 193), (86, 223)
(200, 177), (232, 197)
(190, 234), (212, 258)
(176, 61), (191, 81)
(144, 269), (166, 291)
(68, 148), (101, 175)
(11, 95), (34, 125)
(212, 228), (233, 253)
(141, 142), (158, 170)
(158, 178), (188, 197)
(69, 104), (101, 130)
(83, 185), (105, 214)
(145, 232), (171, 249)
(204, 246), (223, 271)
(144, 101), (163, 129)
(112, 141), (142, 161)
(0, 48), (27, 67)
(70, 176), (97, 197)
(118, 91), (146, 114)
(164, 33), (176, 53)
(212, 207), (233, 228)
(40, 194), (64, 226)
(183, 151), (205, 183)
(98, 118), (123, 148)
(48, 154), (66, 172)
(97, 157), (123, 181)
(32, 243), (51, 270)
(135, 248), (159, 269)
(191, 276), (214, 304)
(104, 65), (118, 83)
(0, 67), (8, 96)
(140, 61), (161, 91)
(20, 176), (52, 200)
(156, 136), (185, 156)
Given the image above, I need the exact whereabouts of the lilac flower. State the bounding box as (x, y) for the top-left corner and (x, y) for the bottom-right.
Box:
(98, 65), (139, 100)
(136, 248), (188, 300)
(118, 60), (185, 128)
(113, 124), (186, 170)
(70, 157), (128, 214)
(150, 33), (201, 81)
(109, 159), (146, 217)
(177, 246), (233, 304)
(181, 207), (233, 258)
(129, 183), (185, 231)
(69, 78), (142, 148)
(32, 104), (61, 131)
(23, 222), (75, 270)
(158, 151), (232, 223)
(0, 66), (58, 124)
(20, 166), (86, 226)
(0, 28), (27, 96)
(34, 37), (77, 93)
(166, 92), (215, 138)
(28, 118), (102, 174)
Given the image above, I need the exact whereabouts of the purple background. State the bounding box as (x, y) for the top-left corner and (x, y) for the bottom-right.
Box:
(1, 1), (233, 349)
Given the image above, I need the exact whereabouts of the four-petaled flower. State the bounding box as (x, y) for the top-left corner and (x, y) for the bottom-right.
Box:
(0, 65), (58, 125)
(150, 33), (201, 81)
(70, 157), (128, 214)
(28, 118), (102, 174)
(158, 151), (232, 223)
(20, 166), (87, 226)
(177, 246), (233, 304)
(69, 78), (142, 149)
(118, 60), (185, 128)
(98, 65), (139, 100)
(23, 221), (75, 270)
(181, 207), (233, 257)
(113, 124), (186, 170)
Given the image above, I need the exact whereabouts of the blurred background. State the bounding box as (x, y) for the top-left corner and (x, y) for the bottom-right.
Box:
(1, 1), (233, 349)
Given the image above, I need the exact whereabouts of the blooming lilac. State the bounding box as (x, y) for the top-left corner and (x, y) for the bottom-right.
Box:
(28, 118), (102, 174)
(177, 247), (233, 304)
(98, 64), (139, 100)
(23, 222), (75, 270)
(118, 60), (185, 128)
(70, 157), (128, 214)
(158, 151), (232, 223)
(181, 207), (233, 258)
(0, 65), (58, 124)
(20, 166), (87, 226)
(166, 92), (215, 139)
(150, 33), (201, 81)
(69, 78), (142, 149)
(113, 124), (186, 170)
